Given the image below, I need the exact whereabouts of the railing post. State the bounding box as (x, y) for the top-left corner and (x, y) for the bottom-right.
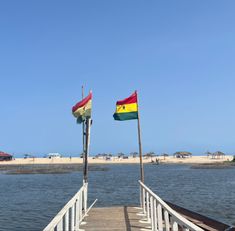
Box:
(71, 205), (75, 231)
(79, 192), (83, 220)
(153, 199), (157, 231)
(140, 184), (143, 208)
(150, 196), (154, 229)
(64, 211), (69, 231)
(164, 210), (170, 231)
(84, 183), (87, 213)
(172, 221), (179, 231)
(157, 203), (163, 231)
(75, 199), (80, 230)
(142, 187), (146, 214)
(183, 228), (190, 231)
(146, 192), (150, 222)
(57, 220), (63, 231)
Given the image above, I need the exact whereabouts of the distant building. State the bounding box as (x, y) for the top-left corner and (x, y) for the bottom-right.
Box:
(0, 151), (13, 161)
(24, 154), (34, 159)
(47, 153), (61, 158)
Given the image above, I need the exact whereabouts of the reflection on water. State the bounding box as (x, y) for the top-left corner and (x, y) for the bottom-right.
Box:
(0, 164), (234, 231)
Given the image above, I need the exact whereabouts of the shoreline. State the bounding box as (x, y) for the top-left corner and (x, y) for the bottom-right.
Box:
(0, 156), (233, 174)
(0, 155), (233, 165)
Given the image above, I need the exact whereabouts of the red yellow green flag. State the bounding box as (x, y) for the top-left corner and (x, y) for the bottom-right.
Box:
(72, 91), (92, 123)
(113, 91), (138, 121)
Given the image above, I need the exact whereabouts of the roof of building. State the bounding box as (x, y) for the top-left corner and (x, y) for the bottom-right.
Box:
(0, 151), (12, 157)
(174, 151), (192, 155)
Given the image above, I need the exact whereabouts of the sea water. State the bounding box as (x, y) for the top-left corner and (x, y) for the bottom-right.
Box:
(0, 164), (234, 231)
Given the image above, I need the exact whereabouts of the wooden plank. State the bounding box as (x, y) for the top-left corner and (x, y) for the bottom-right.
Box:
(80, 206), (151, 231)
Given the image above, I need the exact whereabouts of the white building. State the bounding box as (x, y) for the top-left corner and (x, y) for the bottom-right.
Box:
(47, 153), (61, 158)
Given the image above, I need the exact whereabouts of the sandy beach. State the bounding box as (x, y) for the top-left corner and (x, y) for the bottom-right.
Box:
(0, 155), (233, 165)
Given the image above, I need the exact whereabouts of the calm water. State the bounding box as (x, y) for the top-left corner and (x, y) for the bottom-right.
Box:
(0, 164), (235, 231)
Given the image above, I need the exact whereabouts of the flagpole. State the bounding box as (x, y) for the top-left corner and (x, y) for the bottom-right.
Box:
(82, 86), (86, 183)
(136, 91), (144, 183)
(84, 118), (91, 183)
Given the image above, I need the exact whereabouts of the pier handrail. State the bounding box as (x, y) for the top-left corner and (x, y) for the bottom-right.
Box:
(43, 183), (88, 231)
(139, 180), (204, 231)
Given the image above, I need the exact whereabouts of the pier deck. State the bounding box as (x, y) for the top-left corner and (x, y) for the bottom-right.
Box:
(44, 182), (235, 231)
(80, 206), (149, 231)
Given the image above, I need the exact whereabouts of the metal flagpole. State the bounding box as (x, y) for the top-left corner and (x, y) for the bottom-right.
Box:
(82, 86), (86, 183)
(136, 91), (144, 183)
(84, 118), (91, 183)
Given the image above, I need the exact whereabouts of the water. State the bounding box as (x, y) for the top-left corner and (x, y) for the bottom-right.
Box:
(0, 164), (235, 231)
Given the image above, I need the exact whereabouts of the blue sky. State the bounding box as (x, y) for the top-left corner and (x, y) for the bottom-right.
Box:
(1, 1), (235, 157)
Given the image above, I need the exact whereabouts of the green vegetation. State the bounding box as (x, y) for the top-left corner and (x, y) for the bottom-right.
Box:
(0, 164), (109, 174)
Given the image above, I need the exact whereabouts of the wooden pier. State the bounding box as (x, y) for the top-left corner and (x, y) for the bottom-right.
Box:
(43, 181), (235, 231)
(80, 206), (149, 231)
(80, 204), (235, 231)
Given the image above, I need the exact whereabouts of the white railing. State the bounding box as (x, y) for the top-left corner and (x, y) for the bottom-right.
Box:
(139, 181), (204, 231)
(43, 183), (88, 231)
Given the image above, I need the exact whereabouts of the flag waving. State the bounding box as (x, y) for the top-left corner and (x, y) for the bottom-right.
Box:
(113, 91), (144, 182)
(113, 91), (138, 121)
(72, 91), (92, 124)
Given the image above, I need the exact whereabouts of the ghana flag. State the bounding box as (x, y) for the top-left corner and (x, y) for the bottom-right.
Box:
(113, 91), (138, 121)
(72, 91), (92, 124)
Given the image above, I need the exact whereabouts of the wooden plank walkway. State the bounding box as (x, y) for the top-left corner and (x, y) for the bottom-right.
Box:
(80, 206), (150, 231)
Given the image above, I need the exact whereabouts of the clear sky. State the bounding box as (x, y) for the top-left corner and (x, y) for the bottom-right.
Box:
(1, 1), (235, 157)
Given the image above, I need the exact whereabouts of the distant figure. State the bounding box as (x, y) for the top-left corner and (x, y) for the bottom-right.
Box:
(70, 156), (72, 160)
(156, 158), (159, 165)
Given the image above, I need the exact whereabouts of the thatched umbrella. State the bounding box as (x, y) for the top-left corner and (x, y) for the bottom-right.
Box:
(144, 152), (155, 161)
(130, 152), (138, 158)
(213, 151), (225, 159)
(205, 151), (212, 158)
(161, 153), (169, 160)
(173, 151), (192, 158)
(117, 152), (125, 158)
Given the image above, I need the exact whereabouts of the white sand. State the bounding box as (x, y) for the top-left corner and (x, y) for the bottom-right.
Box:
(0, 155), (233, 165)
